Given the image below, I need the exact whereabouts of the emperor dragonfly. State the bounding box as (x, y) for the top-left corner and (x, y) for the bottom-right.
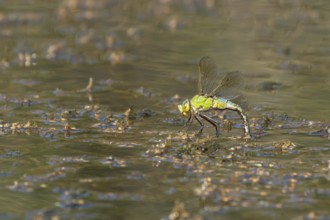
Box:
(178, 56), (252, 138)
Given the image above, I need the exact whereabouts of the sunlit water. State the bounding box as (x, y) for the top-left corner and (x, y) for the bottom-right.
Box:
(0, 1), (329, 219)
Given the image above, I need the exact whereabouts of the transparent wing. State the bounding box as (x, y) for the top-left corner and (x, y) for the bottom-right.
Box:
(198, 56), (244, 98)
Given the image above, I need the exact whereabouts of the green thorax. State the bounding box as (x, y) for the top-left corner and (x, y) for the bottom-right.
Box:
(190, 95), (229, 111)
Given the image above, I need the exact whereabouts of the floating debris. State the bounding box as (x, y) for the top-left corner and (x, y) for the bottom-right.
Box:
(84, 77), (93, 93)
(7, 180), (34, 193)
(61, 110), (78, 121)
(165, 201), (201, 220)
(100, 155), (127, 168)
(310, 127), (330, 138)
(46, 42), (64, 60)
(55, 189), (90, 209)
(98, 192), (143, 201)
(48, 155), (91, 166)
(109, 51), (125, 65)
(24, 168), (67, 184)
(145, 141), (170, 157)
(167, 201), (189, 220)
(132, 86), (154, 98)
(124, 106), (136, 121)
(64, 122), (71, 137)
(0, 121), (39, 135)
(17, 52), (37, 67)
(273, 140), (296, 153)
(194, 177), (217, 199)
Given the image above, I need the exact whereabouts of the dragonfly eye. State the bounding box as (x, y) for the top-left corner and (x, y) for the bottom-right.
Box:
(178, 99), (190, 116)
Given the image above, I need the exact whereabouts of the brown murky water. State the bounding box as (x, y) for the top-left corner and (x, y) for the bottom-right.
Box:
(0, 1), (329, 219)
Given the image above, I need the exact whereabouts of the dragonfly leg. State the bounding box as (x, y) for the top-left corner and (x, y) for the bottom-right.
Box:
(182, 110), (193, 132)
(199, 113), (220, 137)
(194, 113), (204, 136)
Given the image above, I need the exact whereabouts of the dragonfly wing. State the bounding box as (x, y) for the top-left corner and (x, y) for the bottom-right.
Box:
(198, 56), (218, 95)
(210, 71), (243, 97)
(198, 56), (244, 98)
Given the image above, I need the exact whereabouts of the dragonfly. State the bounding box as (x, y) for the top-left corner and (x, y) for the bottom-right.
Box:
(178, 56), (252, 138)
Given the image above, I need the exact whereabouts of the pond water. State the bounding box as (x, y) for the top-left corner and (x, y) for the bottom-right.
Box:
(0, 1), (329, 219)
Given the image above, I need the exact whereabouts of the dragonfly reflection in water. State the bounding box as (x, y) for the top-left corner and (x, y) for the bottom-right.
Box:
(178, 56), (252, 138)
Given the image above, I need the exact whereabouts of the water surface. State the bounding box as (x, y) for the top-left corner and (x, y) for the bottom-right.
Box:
(0, 1), (329, 219)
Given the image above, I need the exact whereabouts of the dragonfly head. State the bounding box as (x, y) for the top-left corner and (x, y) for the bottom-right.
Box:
(178, 99), (190, 116)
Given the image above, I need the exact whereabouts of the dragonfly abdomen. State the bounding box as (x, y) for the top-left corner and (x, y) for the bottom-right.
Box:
(213, 97), (251, 138)
(212, 97), (230, 110)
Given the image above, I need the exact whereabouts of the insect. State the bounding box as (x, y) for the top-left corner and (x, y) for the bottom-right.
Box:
(178, 56), (252, 138)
